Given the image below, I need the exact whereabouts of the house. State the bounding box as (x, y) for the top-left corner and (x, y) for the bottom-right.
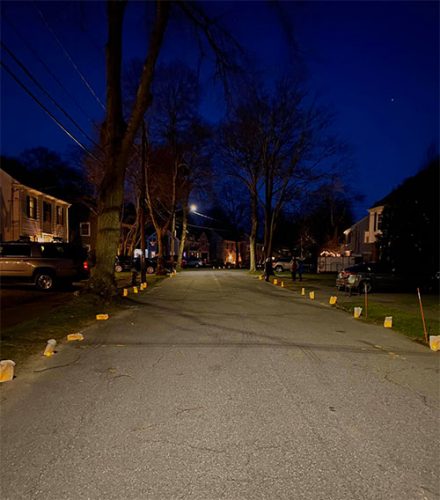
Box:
(342, 204), (384, 262)
(78, 215), (97, 255)
(144, 230), (180, 259)
(0, 168), (70, 242)
(184, 229), (210, 262)
(317, 203), (385, 272)
(208, 230), (259, 266)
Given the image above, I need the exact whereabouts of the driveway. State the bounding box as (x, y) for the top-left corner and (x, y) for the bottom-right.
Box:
(1, 270), (438, 499)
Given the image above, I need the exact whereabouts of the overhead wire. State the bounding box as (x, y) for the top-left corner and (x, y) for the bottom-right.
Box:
(1, 41), (102, 151)
(2, 13), (98, 124)
(1, 61), (101, 163)
(34, 2), (106, 111)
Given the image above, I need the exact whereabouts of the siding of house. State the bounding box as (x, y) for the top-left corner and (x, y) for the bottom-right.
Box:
(0, 169), (70, 242)
(342, 205), (384, 263)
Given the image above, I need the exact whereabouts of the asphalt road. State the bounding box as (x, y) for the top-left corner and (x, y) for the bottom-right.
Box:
(1, 271), (439, 499)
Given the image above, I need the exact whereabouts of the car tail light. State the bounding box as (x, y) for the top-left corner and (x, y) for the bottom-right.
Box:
(83, 261), (89, 270)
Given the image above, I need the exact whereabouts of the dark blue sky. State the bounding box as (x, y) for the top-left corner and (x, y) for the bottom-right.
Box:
(1, 1), (438, 219)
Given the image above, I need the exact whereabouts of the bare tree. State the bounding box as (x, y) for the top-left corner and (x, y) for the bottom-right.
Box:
(148, 62), (200, 270)
(218, 94), (263, 271)
(91, 1), (241, 297)
(144, 146), (176, 274)
(219, 77), (342, 265)
(90, 1), (169, 297)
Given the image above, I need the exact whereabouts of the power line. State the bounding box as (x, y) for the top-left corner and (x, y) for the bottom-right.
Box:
(2, 41), (101, 150)
(2, 14), (97, 124)
(34, 2), (106, 111)
(1, 61), (101, 163)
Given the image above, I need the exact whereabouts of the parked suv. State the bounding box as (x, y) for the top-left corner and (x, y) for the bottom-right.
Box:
(272, 257), (292, 272)
(0, 241), (89, 290)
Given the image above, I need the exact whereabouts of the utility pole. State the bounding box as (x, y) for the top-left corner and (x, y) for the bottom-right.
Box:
(140, 120), (147, 283)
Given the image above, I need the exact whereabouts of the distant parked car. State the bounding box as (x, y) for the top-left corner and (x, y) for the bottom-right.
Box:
(336, 263), (407, 293)
(115, 256), (156, 274)
(115, 256), (135, 273)
(272, 257), (292, 272)
(0, 241), (89, 290)
(184, 258), (204, 268)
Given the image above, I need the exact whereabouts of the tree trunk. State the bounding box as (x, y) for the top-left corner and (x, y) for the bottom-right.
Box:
(249, 191), (258, 271)
(156, 227), (167, 275)
(92, 160), (125, 298)
(90, 0), (169, 298)
(140, 121), (147, 282)
(235, 240), (240, 268)
(177, 205), (188, 270)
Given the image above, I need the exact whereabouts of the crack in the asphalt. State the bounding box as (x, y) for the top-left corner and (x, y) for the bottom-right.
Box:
(383, 369), (437, 410)
(144, 438), (226, 455)
(33, 354), (82, 373)
(175, 406), (204, 416)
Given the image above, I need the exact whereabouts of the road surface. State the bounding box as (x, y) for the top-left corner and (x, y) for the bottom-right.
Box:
(1, 270), (439, 499)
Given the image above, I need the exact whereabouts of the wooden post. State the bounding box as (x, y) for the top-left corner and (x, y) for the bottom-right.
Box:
(417, 288), (429, 343)
(364, 283), (368, 319)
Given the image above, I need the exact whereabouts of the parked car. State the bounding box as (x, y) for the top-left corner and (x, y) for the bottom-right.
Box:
(336, 263), (407, 293)
(115, 256), (157, 274)
(183, 258), (204, 268)
(115, 256), (135, 273)
(272, 257), (292, 273)
(0, 241), (89, 291)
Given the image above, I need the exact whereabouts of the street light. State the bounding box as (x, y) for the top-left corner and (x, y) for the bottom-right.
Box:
(189, 203), (197, 213)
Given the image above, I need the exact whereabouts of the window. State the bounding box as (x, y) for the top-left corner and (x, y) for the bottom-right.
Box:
(80, 222), (91, 237)
(43, 202), (52, 223)
(26, 196), (37, 219)
(373, 212), (378, 232)
(56, 206), (64, 225)
(0, 244), (31, 257)
(377, 213), (383, 231)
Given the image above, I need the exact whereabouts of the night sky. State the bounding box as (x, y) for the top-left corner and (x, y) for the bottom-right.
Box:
(1, 1), (438, 218)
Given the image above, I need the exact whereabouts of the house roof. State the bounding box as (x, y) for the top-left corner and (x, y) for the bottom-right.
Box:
(0, 169), (70, 206)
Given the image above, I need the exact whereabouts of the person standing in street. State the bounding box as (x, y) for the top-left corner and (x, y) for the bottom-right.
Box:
(298, 259), (304, 281)
(290, 257), (298, 282)
(264, 257), (273, 282)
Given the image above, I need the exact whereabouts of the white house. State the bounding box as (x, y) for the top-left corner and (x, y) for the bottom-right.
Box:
(0, 168), (70, 242)
(342, 204), (385, 262)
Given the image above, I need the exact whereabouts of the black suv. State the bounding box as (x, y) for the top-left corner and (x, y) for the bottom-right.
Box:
(0, 241), (89, 290)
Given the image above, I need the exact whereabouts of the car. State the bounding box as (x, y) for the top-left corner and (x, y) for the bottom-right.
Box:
(272, 257), (292, 273)
(183, 258), (204, 268)
(115, 256), (157, 274)
(0, 241), (89, 291)
(115, 256), (135, 273)
(336, 263), (407, 294)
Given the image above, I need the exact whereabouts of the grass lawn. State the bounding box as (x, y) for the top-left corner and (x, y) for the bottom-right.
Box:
(259, 271), (439, 343)
(0, 273), (166, 367)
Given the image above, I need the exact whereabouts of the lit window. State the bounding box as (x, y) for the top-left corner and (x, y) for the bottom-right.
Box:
(26, 196), (37, 219)
(80, 222), (91, 237)
(56, 206), (64, 225)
